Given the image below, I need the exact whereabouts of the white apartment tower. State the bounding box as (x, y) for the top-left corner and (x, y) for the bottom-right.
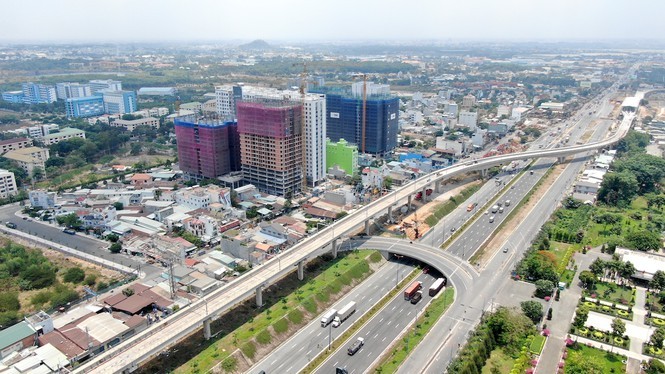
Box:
(215, 85), (236, 118)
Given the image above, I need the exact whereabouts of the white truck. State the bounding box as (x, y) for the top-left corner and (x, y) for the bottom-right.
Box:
(491, 205), (499, 213)
(320, 309), (337, 327)
(332, 301), (356, 328)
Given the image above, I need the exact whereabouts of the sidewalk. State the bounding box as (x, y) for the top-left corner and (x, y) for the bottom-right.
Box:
(535, 248), (610, 374)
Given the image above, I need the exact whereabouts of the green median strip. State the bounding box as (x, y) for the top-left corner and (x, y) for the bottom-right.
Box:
(373, 287), (455, 373)
(301, 268), (421, 373)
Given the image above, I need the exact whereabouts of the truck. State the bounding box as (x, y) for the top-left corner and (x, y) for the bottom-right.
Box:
(320, 309), (338, 327)
(466, 203), (477, 212)
(429, 277), (447, 296)
(415, 188), (433, 200)
(332, 301), (356, 327)
(404, 281), (423, 300)
(491, 205), (499, 213)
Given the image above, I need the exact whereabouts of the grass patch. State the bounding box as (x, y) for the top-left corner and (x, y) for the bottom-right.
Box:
(165, 250), (380, 374)
(369, 251), (383, 263)
(481, 348), (514, 374)
(373, 288), (455, 372)
(302, 269), (421, 373)
(240, 341), (256, 359)
(256, 329), (272, 345)
(273, 318), (289, 334)
(288, 309), (304, 324)
(561, 269), (576, 287)
(564, 342), (625, 373)
(584, 282), (634, 306)
(529, 334), (546, 354)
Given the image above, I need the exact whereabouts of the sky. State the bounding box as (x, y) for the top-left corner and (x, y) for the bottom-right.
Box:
(2, 0), (665, 43)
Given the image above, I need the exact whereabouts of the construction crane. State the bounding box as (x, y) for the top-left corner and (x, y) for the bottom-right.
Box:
(352, 74), (368, 153)
(293, 62), (309, 194)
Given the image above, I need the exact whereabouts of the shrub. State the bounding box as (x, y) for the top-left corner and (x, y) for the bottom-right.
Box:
(302, 298), (318, 314)
(31, 291), (52, 307)
(221, 356), (237, 372)
(273, 318), (289, 334)
(256, 329), (272, 344)
(63, 267), (85, 283)
(288, 309), (304, 324)
(96, 281), (108, 291)
(241, 341), (256, 359)
(83, 274), (97, 286)
(0, 292), (20, 312)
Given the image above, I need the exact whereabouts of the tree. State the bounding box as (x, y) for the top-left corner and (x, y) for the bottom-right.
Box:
(614, 153), (665, 195)
(130, 143), (142, 156)
(619, 261), (636, 284)
(589, 258), (605, 277)
(579, 270), (597, 290)
(382, 176), (393, 191)
(597, 171), (639, 207)
(566, 349), (605, 374)
(645, 193), (665, 211)
(573, 307), (589, 328)
(625, 230), (661, 251)
(20, 264), (56, 290)
(652, 271), (665, 291)
(611, 317), (626, 337)
(109, 242), (122, 254)
(650, 328), (665, 349)
(112, 202), (124, 211)
(56, 213), (83, 229)
(154, 189), (163, 200)
(646, 358), (665, 374)
(535, 279), (555, 298)
(63, 267), (85, 283)
(31, 166), (44, 181)
(122, 288), (135, 297)
(106, 234), (119, 243)
(520, 300), (543, 325)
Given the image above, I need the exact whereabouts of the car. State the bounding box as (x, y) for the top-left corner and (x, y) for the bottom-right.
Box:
(63, 228), (76, 235)
(410, 291), (423, 304)
(347, 337), (364, 355)
(423, 267), (430, 274)
(5, 222), (16, 229)
(450, 227), (456, 232)
(22, 217), (27, 220)
(489, 216), (495, 223)
(503, 247), (509, 253)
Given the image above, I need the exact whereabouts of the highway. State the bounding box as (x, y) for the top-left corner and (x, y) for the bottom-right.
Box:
(396, 86), (620, 374)
(74, 85), (634, 372)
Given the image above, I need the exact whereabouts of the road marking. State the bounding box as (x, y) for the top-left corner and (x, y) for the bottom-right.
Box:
(271, 359), (277, 366)
(382, 336), (386, 342)
(374, 333), (379, 339)
(333, 361), (338, 367)
(287, 366), (292, 372)
(407, 310), (412, 316)
(387, 320), (392, 326)
(379, 318), (384, 323)
(316, 331), (322, 337)
(298, 346), (305, 352)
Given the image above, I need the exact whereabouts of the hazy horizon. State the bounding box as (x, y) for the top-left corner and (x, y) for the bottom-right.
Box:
(2, 0), (664, 44)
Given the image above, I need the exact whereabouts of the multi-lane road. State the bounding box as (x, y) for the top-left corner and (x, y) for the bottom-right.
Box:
(75, 84), (635, 372)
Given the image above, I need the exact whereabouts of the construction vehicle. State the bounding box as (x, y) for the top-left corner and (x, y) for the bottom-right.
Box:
(415, 188), (433, 200)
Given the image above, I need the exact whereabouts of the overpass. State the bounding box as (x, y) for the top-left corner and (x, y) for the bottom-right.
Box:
(75, 112), (636, 373)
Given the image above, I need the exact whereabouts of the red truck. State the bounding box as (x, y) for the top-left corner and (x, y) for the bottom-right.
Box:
(404, 281), (423, 300)
(415, 189), (433, 200)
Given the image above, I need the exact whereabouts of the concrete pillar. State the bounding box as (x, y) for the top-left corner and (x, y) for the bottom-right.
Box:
(332, 239), (338, 258)
(558, 156), (565, 164)
(408, 195), (413, 211)
(481, 169), (488, 178)
(435, 181), (442, 194)
(203, 318), (211, 340)
(297, 261), (304, 280)
(387, 206), (393, 223)
(256, 285), (263, 307)
(365, 220), (370, 236)
(422, 186), (428, 202)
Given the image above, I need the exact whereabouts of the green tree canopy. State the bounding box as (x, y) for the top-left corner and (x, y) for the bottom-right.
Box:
(611, 317), (626, 336)
(625, 230), (661, 251)
(597, 171), (639, 207)
(520, 300), (543, 325)
(63, 267), (85, 283)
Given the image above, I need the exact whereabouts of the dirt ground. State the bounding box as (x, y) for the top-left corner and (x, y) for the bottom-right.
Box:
(384, 176), (481, 240)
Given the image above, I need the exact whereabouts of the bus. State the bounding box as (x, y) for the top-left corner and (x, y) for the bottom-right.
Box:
(429, 277), (446, 296)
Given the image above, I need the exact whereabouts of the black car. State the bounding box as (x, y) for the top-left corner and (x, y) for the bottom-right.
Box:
(410, 291), (423, 304)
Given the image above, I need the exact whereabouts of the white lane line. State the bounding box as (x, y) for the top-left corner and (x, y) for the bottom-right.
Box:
(298, 346), (305, 352)
(379, 318), (384, 323)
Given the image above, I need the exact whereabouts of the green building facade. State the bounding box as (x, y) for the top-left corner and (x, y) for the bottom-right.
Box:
(326, 138), (358, 176)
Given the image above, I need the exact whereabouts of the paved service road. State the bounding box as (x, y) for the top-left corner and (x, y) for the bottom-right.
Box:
(0, 204), (161, 277)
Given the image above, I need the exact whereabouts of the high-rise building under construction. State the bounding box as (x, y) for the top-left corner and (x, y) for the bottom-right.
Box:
(237, 98), (303, 197)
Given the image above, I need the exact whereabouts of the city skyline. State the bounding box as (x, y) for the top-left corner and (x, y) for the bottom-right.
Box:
(2, 0), (665, 43)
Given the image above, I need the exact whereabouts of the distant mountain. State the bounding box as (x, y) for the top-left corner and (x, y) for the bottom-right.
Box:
(239, 39), (271, 50)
